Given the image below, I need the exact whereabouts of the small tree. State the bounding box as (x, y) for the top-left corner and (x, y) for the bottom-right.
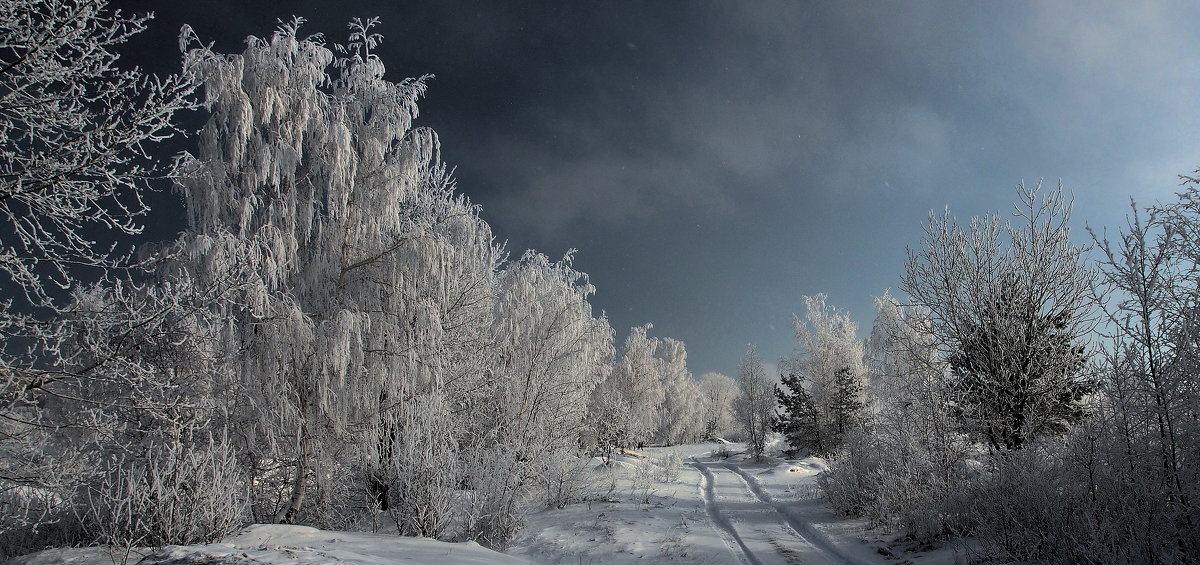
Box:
(829, 367), (865, 441)
(735, 344), (774, 461)
(773, 373), (823, 456)
(589, 395), (635, 464)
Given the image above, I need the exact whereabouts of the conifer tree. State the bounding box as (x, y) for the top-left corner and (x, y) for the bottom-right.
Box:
(829, 367), (865, 442)
(773, 373), (823, 456)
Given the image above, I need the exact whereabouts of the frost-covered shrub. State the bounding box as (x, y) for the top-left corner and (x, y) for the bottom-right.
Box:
(76, 436), (245, 549)
(381, 396), (460, 540)
(0, 435), (86, 559)
(537, 453), (595, 510)
(655, 451), (683, 483)
(461, 443), (524, 549)
(820, 431), (879, 519)
(971, 410), (1200, 564)
(971, 442), (1084, 563)
(821, 425), (978, 545)
(714, 444), (733, 459)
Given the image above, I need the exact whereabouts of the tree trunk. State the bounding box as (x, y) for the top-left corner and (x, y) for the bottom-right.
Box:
(279, 433), (311, 524)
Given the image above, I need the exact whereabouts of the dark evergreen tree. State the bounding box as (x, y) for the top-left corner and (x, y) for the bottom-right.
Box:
(773, 373), (825, 456)
(829, 367), (865, 445)
(947, 277), (1091, 450)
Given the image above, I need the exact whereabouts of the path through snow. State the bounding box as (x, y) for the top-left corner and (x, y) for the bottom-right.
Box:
(505, 441), (974, 564)
(692, 458), (759, 565)
(512, 443), (922, 564)
(690, 454), (859, 565)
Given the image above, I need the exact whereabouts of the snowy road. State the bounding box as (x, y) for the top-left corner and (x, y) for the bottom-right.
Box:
(513, 444), (917, 565)
(690, 455), (864, 565)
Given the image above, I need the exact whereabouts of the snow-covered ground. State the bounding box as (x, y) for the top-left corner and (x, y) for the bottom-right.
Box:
(510, 440), (970, 565)
(8, 524), (534, 564)
(9, 441), (970, 565)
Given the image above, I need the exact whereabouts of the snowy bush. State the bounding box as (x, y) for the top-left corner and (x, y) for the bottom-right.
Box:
(537, 453), (596, 510)
(714, 444), (733, 459)
(823, 426), (978, 545)
(969, 396), (1200, 563)
(630, 459), (657, 505)
(379, 395), (460, 539)
(460, 444), (525, 549)
(0, 438), (85, 559)
(76, 436), (245, 550)
(655, 451), (683, 483)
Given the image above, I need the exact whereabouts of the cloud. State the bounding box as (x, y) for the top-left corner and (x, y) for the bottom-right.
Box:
(467, 3), (980, 243)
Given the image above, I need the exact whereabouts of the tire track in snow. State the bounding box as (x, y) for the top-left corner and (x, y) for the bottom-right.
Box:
(689, 457), (761, 565)
(722, 462), (859, 565)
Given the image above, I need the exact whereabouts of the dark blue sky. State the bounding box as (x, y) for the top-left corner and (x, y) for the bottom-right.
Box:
(113, 1), (1200, 378)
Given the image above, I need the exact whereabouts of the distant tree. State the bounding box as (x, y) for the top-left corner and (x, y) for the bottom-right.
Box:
(698, 372), (738, 439)
(735, 344), (774, 460)
(782, 294), (866, 451)
(655, 338), (704, 445)
(589, 395), (635, 464)
(773, 372), (823, 456)
(902, 183), (1095, 450)
(605, 325), (664, 446)
(864, 290), (908, 412)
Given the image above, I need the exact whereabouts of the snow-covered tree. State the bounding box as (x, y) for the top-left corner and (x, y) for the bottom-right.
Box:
(782, 294), (866, 451)
(597, 325), (701, 447)
(588, 394), (635, 464)
(865, 290), (907, 411)
(487, 250), (612, 453)
(735, 344), (774, 461)
(902, 183), (1095, 450)
(604, 325), (664, 446)
(466, 249), (613, 544)
(0, 0), (195, 307)
(654, 338), (704, 445)
(698, 372), (737, 439)
(174, 18), (503, 528)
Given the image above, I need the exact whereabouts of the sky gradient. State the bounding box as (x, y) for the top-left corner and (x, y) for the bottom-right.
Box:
(112, 1), (1200, 378)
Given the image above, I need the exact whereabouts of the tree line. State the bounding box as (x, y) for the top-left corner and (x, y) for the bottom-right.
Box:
(753, 183), (1199, 562)
(0, 6), (739, 557)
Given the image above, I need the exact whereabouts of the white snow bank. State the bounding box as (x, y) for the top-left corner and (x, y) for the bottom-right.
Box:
(9, 524), (533, 565)
(766, 457), (828, 477)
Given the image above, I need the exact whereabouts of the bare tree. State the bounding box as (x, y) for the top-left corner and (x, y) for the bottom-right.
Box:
(1089, 197), (1200, 558)
(0, 0), (195, 307)
(902, 182), (1095, 451)
(735, 344), (774, 460)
